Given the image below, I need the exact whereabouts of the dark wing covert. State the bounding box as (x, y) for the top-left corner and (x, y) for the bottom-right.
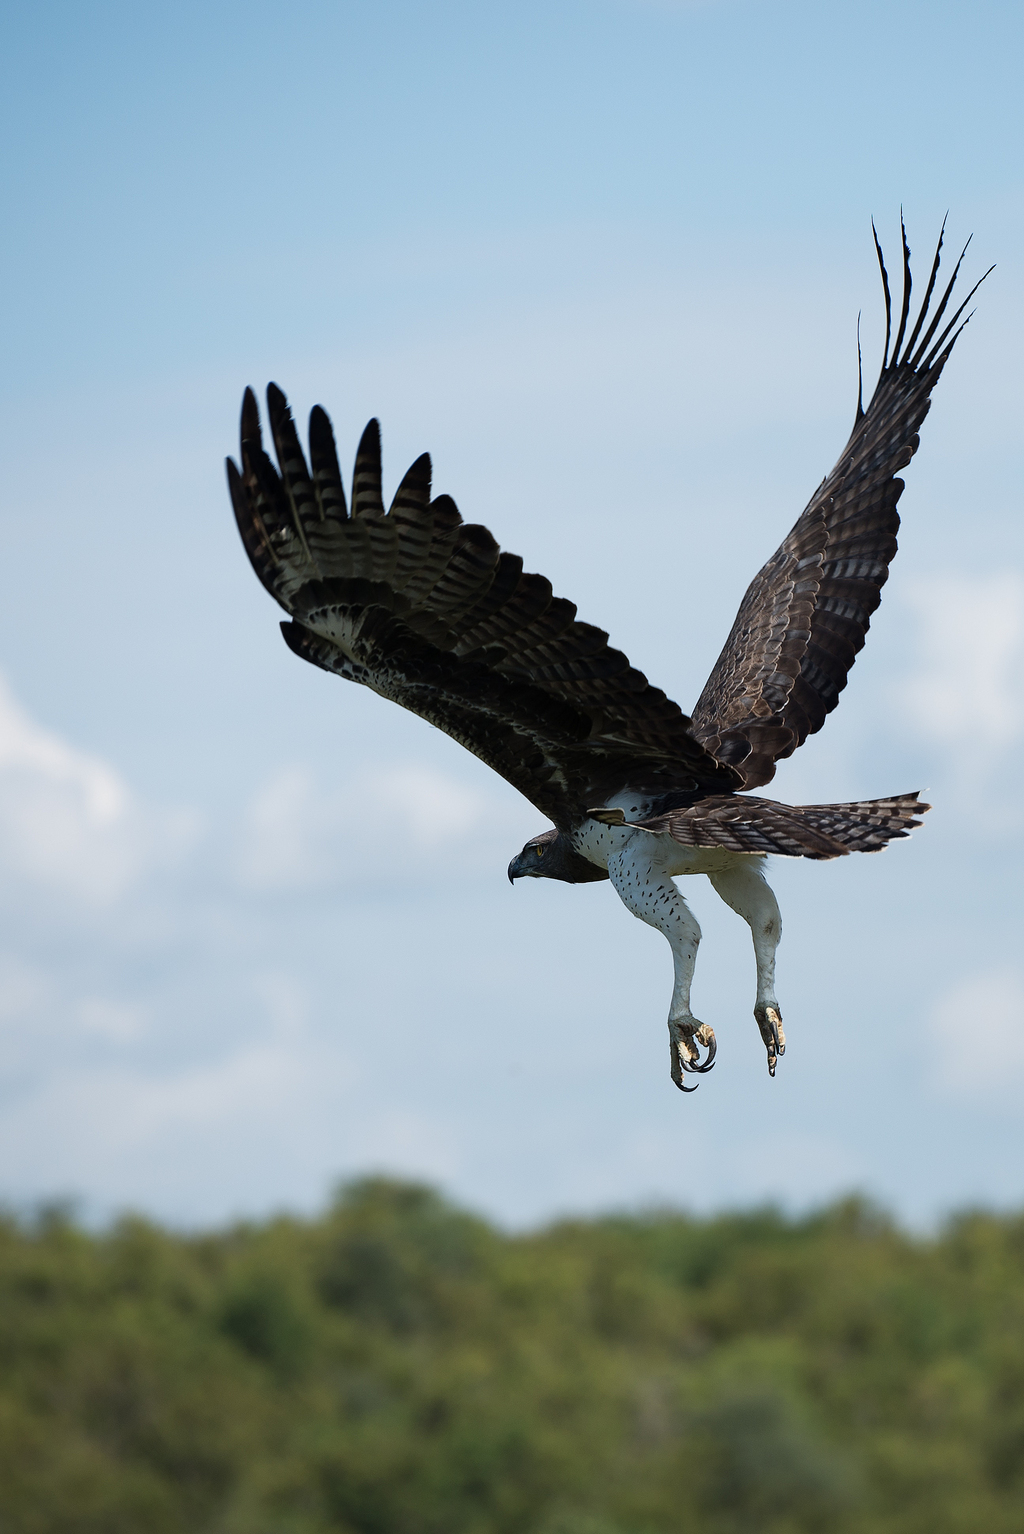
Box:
(227, 389), (739, 828)
(691, 220), (990, 790)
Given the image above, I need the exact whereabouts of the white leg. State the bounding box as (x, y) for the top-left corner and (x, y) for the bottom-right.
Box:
(607, 841), (716, 1091)
(708, 859), (786, 1075)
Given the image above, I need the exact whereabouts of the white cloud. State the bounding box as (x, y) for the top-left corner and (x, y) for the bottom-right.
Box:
(98, 1044), (317, 1140)
(0, 671), (197, 905)
(377, 763), (490, 848)
(0, 1035), (351, 1179)
(896, 572), (1024, 760)
(0, 673), (124, 819)
(930, 968), (1024, 1099)
(235, 761), (500, 893)
(236, 764), (324, 891)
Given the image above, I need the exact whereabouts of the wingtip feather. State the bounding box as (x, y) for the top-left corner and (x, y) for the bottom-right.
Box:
(871, 219), (893, 371)
(890, 212), (913, 363)
(240, 387), (261, 446)
(307, 403), (348, 519)
(351, 417), (385, 518)
(358, 417), (381, 455)
(308, 403), (333, 441)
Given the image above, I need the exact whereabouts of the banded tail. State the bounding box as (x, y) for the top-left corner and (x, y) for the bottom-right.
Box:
(635, 791), (930, 860)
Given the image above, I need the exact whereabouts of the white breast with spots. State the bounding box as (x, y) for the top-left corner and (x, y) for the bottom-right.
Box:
(571, 791), (763, 879)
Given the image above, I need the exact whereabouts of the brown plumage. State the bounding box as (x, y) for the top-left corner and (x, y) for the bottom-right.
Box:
(691, 219), (991, 789)
(227, 222), (986, 1087)
(229, 391), (739, 834)
(591, 791), (928, 860)
(227, 221), (983, 858)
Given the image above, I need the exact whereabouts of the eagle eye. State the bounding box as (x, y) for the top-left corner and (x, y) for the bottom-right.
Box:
(535, 844), (546, 857)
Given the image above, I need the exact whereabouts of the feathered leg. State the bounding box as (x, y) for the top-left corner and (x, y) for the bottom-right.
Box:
(606, 843), (716, 1092)
(708, 860), (785, 1076)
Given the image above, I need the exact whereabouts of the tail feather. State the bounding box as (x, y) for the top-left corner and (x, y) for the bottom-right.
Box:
(786, 792), (929, 853)
(638, 790), (929, 860)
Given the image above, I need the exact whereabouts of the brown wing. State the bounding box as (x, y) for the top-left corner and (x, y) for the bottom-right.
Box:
(227, 387), (739, 829)
(691, 221), (990, 790)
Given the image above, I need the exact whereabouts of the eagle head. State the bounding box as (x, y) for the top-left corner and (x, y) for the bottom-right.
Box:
(507, 829), (559, 883)
(507, 829), (608, 886)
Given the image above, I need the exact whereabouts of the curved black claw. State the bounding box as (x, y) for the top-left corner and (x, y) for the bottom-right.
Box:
(670, 1021), (717, 1093)
(680, 1047), (716, 1075)
(679, 1025), (717, 1073)
(768, 1012), (782, 1056)
(754, 1004), (785, 1078)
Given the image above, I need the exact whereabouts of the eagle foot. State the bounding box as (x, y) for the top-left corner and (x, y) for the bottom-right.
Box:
(754, 1004), (785, 1078)
(669, 1018), (717, 1093)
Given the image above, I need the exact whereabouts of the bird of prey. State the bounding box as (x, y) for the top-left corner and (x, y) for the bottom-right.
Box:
(228, 222), (986, 1091)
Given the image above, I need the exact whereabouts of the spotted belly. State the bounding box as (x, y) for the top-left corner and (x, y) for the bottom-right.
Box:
(571, 794), (764, 879)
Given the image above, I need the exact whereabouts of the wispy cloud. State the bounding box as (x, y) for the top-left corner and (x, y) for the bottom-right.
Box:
(234, 761), (514, 894)
(0, 673), (198, 906)
(874, 570), (1024, 841)
(0, 671), (522, 1220)
(929, 968), (1024, 1100)
(896, 571), (1024, 764)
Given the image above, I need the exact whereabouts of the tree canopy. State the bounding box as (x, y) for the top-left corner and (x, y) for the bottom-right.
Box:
(2, 1179), (1023, 1533)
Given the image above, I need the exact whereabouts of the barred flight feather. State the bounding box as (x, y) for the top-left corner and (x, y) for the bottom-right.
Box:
(692, 218), (991, 790)
(228, 223), (986, 1092)
(228, 390), (739, 828)
(227, 222), (983, 847)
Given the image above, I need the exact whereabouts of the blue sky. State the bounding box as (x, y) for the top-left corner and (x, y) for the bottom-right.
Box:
(0, 0), (1021, 1228)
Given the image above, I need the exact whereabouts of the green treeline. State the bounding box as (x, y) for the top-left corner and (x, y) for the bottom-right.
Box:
(2, 1181), (1024, 1534)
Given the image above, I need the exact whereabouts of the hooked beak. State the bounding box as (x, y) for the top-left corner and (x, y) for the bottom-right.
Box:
(507, 851), (530, 884)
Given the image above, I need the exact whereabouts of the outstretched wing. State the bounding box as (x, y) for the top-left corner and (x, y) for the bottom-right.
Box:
(691, 221), (990, 790)
(228, 387), (738, 828)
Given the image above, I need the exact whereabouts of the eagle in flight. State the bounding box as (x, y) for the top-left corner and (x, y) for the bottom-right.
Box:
(228, 222), (986, 1091)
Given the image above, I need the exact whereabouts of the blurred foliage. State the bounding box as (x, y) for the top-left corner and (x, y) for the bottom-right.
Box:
(2, 1179), (1024, 1532)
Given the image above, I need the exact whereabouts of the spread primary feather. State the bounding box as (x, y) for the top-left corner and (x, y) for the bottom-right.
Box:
(227, 220), (989, 1090)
